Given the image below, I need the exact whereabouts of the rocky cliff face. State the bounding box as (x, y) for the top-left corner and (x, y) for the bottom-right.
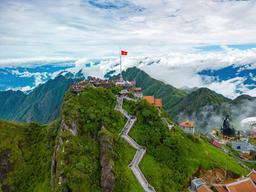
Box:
(99, 126), (115, 192)
(60, 117), (78, 136)
(51, 116), (74, 191)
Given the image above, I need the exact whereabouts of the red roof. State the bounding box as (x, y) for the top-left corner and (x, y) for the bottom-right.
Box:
(226, 178), (256, 192)
(143, 96), (163, 108)
(179, 121), (194, 128)
(248, 170), (256, 183)
(214, 185), (228, 192)
(143, 96), (155, 104)
(130, 87), (142, 91)
(154, 99), (162, 108)
(197, 185), (212, 192)
(211, 139), (222, 148)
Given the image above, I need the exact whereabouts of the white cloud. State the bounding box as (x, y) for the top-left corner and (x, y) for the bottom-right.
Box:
(0, 57), (75, 67)
(7, 66), (56, 87)
(7, 85), (33, 92)
(34, 72), (46, 87)
(0, 0), (256, 58)
(207, 77), (245, 99)
(0, 47), (255, 99)
(19, 86), (33, 92)
(104, 48), (256, 98)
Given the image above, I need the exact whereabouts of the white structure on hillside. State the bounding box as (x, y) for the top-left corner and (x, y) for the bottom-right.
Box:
(229, 138), (256, 154)
(190, 178), (204, 191)
(179, 121), (195, 134)
(241, 117), (256, 135)
(190, 178), (211, 192)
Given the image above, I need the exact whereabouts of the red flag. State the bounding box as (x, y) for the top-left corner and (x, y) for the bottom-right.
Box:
(121, 50), (128, 56)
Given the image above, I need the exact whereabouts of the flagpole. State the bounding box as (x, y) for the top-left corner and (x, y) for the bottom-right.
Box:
(119, 49), (123, 81)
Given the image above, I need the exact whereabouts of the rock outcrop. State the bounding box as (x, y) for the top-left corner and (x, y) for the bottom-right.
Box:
(61, 117), (78, 136)
(99, 126), (115, 192)
(51, 116), (72, 190)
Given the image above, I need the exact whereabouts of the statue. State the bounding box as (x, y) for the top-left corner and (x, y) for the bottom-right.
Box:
(221, 115), (236, 138)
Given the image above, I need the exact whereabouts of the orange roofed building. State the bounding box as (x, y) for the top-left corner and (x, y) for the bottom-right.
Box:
(197, 185), (212, 192)
(143, 96), (162, 108)
(191, 170), (256, 192)
(249, 170), (256, 183)
(225, 177), (256, 192)
(179, 121), (195, 134)
(154, 99), (162, 108)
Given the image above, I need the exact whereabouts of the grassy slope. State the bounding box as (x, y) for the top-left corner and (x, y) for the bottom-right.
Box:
(123, 99), (248, 192)
(58, 87), (143, 191)
(0, 86), (248, 192)
(0, 120), (58, 192)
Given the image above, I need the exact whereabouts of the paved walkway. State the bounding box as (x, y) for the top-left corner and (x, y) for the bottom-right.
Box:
(158, 108), (173, 131)
(115, 95), (156, 192)
(161, 117), (173, 130)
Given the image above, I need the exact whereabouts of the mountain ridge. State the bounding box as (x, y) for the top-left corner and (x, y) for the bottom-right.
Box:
(0, 81), (249, 192)
(121, 67), (187, 113)
(0, 67), (255, 132)
(0, 75), (73, 123)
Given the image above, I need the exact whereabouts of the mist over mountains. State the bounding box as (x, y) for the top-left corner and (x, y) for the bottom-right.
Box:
(0, 51), (255, 131)
(0, 50), (256, 99)
(0, 66), (255, 133)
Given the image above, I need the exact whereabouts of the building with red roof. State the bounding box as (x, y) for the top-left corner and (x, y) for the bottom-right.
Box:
(248, 170), (256, 183)
(191, 171), (256, 192)
(154, 99), (162, 108)
(129, 87), (143, 98)
(143, 96), (163, 108)
(197, 185), (212, 192)
(214, 185), (228, 192)
(143, 96), (154, 104)
(210, 138), (222, 148)
(225, 177), (256, 192)
(179, 121), (195, 134)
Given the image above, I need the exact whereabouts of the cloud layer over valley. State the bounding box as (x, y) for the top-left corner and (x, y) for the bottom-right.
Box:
(0, 47), (255, 99)
(0, 0), (255, 98)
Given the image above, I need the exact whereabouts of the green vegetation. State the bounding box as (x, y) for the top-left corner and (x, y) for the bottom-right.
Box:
(122, 67), (187, 113)
(113, 140), (144, 192)
(54, 87), (143, 191)
(122, 67), (256, 131)
(123, 99), (248, 191)
(0, 67), (254, 133)
(0, 120), (59, 192)
(0, 76), (73, 123)
(0, 83), (250, 192)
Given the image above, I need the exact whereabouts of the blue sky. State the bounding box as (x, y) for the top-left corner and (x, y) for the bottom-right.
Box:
(195, 44), (256, 52)
(0, 0), (256, 59)
(0, 0), (256, 98)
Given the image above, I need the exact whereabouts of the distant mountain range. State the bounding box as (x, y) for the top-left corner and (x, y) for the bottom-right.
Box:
(122, 67), (256, 131)
(199, 64), (256, 95)
(0, 76), (73, 123)
(0, 67), (255, 131)
(0, 62), (74, 91)
(121, 67), (187, 112)
(0, 58), (255, 99)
